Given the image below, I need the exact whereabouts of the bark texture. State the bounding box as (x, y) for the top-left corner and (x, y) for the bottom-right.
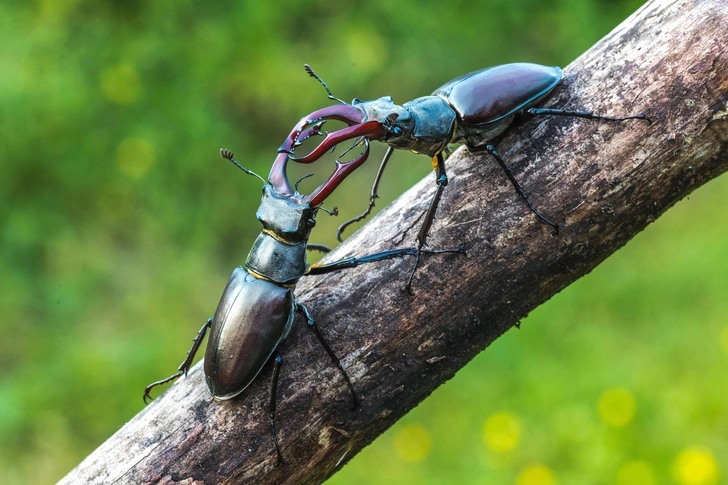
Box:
(59, 0), (728, 483)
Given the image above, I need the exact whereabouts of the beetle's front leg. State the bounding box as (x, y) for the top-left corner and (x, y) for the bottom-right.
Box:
(143, 317), (212, 403)
(336, 146), (396, 242)
(405, 152), (449, 293)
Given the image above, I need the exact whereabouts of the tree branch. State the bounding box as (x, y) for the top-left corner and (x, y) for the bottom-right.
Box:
(59, 0), (728, 483)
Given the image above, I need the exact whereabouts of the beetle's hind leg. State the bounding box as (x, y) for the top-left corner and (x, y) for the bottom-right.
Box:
(488, 106), (650, 229)
(527, 107), (651, 124)
(481, 144), (564, 234)
(297, 302), (359, 410)
(143, 318), (212, 403)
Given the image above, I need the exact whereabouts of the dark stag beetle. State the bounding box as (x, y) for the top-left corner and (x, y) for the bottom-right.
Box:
(282, 63), (650, 291)
(143, 142), (461, 464)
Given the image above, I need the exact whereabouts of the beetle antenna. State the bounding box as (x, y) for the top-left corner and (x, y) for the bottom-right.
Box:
(304, 64), (347, 105)
(294, 173), (314, 192)
(220, 149), (266, 184)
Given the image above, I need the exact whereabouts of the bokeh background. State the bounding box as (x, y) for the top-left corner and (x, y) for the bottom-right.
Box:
(1, 0), (726, 484)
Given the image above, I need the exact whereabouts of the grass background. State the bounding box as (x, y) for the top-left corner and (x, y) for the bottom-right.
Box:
(0, 1), (726, 484)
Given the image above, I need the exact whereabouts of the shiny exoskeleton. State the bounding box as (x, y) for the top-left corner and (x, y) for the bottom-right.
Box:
(273, 63), (650, 290)
(143, 149), (462, 465)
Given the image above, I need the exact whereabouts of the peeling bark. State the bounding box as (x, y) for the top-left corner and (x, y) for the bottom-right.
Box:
(58, 0), (728, 483)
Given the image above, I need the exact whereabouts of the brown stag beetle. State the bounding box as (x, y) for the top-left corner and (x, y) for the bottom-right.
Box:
(143, 142), (462, 464)
(278, 63), (650, 291)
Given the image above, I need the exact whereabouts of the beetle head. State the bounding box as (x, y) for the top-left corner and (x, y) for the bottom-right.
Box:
(256, 185), (318, 243)
(353, 96), (414, 148)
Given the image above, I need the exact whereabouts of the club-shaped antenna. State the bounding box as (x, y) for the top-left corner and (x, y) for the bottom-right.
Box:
(220, 149), (266, 183)
(304, 64), (347, 105)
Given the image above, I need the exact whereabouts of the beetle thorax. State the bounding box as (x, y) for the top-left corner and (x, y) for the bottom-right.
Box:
(245, 185), (316, 284)
(255, 185), (317, 243)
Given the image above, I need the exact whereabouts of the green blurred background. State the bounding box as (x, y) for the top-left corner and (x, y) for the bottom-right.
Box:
(1, 0), (726, 484)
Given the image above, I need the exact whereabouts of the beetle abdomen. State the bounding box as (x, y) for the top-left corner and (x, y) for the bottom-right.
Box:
(433, 63), (562, 125)
(204, 267), (294, 400)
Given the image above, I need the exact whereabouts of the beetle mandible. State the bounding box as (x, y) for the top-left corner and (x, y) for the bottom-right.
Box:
(275, 63), (650, 291)
(143, 143), (462, 465)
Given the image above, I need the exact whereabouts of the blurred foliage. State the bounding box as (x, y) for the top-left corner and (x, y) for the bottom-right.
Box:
(0, 0), (725, 484)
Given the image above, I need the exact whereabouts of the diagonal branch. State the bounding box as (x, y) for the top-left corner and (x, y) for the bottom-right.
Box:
(59, 0), (728, 483)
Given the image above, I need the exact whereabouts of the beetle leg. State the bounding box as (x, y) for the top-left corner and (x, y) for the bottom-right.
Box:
(527, 107), (651, 124)
(297, 302), (359, 411)
(142, 372), (184, 404)
(336, 146), (396, 242)
(405, 152), (449, 294)
(484, 144), (564, 234)
(143, 318), (212, 403)
(306, 246), (464, 275)
(306, 243), (331, 253)
(269, 354), (284, 466)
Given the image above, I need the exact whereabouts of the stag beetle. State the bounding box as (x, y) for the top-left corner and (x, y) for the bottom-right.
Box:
(143, 144), (461, 464)
(279, 63), (650, 291)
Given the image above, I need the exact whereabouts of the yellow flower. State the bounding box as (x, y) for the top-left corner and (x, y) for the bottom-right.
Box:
(672, 447), (720, 485)
(393, 424), (432, 463)
(598, 388), (635, 427)
(516, 464), (556, 485)
(101, 64), (142, 105)
(483, 411), (521, 452)
(116, 138), (155, 178)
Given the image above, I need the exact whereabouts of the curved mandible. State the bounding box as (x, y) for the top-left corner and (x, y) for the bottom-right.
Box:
(289, 121), (385, 164)
(268, 104), (367, 196)
(304, 138), (371, 207)
(298, 120), (388, 206)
